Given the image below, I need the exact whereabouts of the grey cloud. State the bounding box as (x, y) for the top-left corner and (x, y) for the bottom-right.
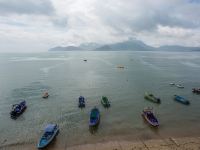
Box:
(94, 0), (200, 34)
(0, 0), (55, 16)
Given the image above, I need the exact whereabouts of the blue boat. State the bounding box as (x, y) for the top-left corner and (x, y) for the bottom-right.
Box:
(37, 124), (59, 149)
(10, 101), (27, 119)
(174, 95), (190, 105)
(142, 108), (159, 127)
(89, 107), (100, 127)
(78, 96), (85, 108)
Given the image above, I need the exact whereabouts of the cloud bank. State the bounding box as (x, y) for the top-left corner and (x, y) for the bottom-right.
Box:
(0, 0), (200, 52)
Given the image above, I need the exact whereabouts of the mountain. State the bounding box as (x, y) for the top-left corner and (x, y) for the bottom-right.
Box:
(49, 46), (83, 51)
(79, 42), (101, 50)
(49, 39), (200, 52)
(94, 39), (154, 51)
(157, 45), (200, 52)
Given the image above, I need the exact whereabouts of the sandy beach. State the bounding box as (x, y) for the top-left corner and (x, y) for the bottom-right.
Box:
(1, 136), (200, 150)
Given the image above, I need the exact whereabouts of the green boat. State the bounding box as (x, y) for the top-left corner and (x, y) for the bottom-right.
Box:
(101, 96), (110, 107)
(144, 92), (161, 104)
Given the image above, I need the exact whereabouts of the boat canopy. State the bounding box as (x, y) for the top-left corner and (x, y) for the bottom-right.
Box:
(45, 124), (56, 132)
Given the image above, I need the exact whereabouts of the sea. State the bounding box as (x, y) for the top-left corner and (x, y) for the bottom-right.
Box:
(0, 51), (200, 147)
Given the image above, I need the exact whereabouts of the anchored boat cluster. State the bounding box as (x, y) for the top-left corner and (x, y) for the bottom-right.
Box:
(9, 83), (199, 149)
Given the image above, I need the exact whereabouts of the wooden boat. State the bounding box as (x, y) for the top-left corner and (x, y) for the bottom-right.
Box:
(78, 96), (85, 108)
(101, 96), (110, 107)
(192, 88), (200, 94)
(42, 92), (49, 99)
(37, 124), (59, 149)
(89, 107), (100, 127)
(174, 95), (190, 105)
(144, 92), (161, 103)
(142, 108), (159, 127)
(10, 101), (27, 119)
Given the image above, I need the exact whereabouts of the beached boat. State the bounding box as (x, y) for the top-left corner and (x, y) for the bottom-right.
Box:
(174, 95), (190, 105)
(78, 96), (85, 108)
(144, 92), (161, 104)
(42, 92), (49, 99)
(101, 96), (110, 107)
(142, 108), (159, 127)
(37, 124), (59, 149)
(89, 107), (100, 127)
(10, 101), (27, 119)
(192, 88), (200, 94)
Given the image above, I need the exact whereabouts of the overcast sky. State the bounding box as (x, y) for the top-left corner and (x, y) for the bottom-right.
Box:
(0, 0), (200, 52)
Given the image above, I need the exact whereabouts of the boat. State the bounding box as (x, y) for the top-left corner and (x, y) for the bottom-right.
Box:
(144, 92), (161, 103)
(42, 92), (49, 99)
(101, 96), (110, 107)
(117, 65), (125, 69)
(37, 124), (59, 149)
(192, 88), (200, 94)
(169, 83), (175, 85)
(78, 96), (85, 108)
(89, 107), (100, 127)
(174, 95), (190, 105)
(176, 84), (184, 88)
(10, 101), (27, 119)
(83, 59), (87, 62)
(142, 107), (159, 127)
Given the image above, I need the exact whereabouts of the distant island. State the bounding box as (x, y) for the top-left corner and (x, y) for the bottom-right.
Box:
(49, 39), (200, 52)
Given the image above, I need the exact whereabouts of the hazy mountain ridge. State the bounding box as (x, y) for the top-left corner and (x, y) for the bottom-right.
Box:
(49, 46), (83, 51)
(49, 40), (200, 51)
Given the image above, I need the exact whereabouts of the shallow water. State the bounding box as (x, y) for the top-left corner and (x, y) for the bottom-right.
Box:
(0, 51), (200, 147)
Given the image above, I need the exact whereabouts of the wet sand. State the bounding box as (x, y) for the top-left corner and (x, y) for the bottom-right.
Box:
(2, 136), (200, 150)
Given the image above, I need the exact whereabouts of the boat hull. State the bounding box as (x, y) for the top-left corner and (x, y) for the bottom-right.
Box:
(174, 95), (190, 105)
(10, 101), (27, 119)
(78, 96), (85, 108)
(144, 93), (161, 104)
(37, 127), (59, 149)
(101, 96), (110, 107)
(142, 110), (159, 127)
(89, 108), (100, 127)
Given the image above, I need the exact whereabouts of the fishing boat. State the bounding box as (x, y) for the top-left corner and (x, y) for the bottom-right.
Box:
(169, 83), (175, 85)
(142, 108), (159, 127)
(37, 124), (59, 149)
(144, 92), (161, 103)
(78, 96), (85, 108)
(10, 101), (27, 119)
(42, 92), (49, 99)
(192, 88), (200, 94)
(101, 96), (110, 107)
(174, 95), (190, 105)
(89, 107), (100, 127)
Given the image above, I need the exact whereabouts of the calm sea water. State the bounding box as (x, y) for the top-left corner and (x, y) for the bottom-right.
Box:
(0, 51), (200, 147)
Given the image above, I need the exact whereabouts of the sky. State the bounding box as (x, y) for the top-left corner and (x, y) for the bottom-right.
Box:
(0, 0), (200, 52)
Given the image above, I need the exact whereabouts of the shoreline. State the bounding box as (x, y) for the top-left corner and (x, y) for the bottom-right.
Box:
(2, 136), (200, 150)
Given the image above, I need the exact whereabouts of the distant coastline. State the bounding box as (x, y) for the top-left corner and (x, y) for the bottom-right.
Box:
(49, 39), (200, 52)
